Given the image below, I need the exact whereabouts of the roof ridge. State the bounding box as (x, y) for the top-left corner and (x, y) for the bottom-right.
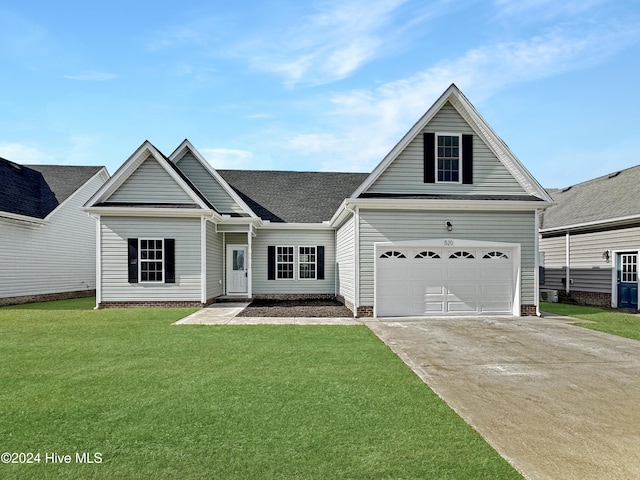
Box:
(555, 163), (640, 191)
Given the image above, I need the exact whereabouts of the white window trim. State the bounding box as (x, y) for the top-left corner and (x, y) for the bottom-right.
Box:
(435, 132), (462, 184)
(298, 246), (317, 280)
(139, 238), (164, 283)
(276, 245), (295, 280)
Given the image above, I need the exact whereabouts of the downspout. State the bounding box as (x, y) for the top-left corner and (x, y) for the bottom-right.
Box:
(93, 214), (101, 310)
(247, 225), (253, 298)
(535, 209), (540, 316)
(565, 232), (571, 295)
(354, 205), (360, 318)
(201, 216), (207, 305)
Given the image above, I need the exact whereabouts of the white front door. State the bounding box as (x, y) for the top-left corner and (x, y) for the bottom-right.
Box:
(227, 245), (248, 295)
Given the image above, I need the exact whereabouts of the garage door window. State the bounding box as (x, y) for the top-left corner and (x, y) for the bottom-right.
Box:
(449, 251), (474, 259)
(380, 251), (406, 259)
(415, 251), (440, 259)
(483, 251), (509, 259)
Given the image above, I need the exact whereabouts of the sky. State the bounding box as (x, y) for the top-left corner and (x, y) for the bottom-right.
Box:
(1, 0), (639, 189)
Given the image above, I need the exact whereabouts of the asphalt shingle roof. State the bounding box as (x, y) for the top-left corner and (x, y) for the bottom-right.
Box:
(0, 158), (102, 219)
(540, 164), (640, 230)
(217, 170), (369, 223)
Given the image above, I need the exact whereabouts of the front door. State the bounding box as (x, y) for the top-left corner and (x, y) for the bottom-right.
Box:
(227, 245), (248, 295)
(617, 252), (638, 309)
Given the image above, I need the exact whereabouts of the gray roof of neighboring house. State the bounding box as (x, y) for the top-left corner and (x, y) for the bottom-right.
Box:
(0, 158), (103, 219)
(218, 170), (369, 223)
(540, 164), (640, 230)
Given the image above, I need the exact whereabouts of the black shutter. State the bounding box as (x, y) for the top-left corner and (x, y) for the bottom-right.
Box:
(267, 246), (276, 280)
(128, 238), (138, 283)
(462, 134), (473, 184)
(165, 239), (175, 283)
(317, 246), (325, 280)
(424, 132), (435, 183)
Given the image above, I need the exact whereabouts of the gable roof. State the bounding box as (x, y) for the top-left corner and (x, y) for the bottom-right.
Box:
(85, 140), (215, 212)
(218, 170), (368, 223)
(0, 157), (103, 219)
(169, 140), (256, 218)
(351, 83), (552, 203)
(540, 165), (640, 231)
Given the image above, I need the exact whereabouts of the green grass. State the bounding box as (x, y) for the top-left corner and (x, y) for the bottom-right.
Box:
(0, 298), (521, 479)
(541, 302), (640, 341)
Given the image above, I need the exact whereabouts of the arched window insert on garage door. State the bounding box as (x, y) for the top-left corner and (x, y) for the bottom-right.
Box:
(483, 251), (509, 259)
(380, 251), (406, 259)
(449, 251), (474, 259)
(415, 251), (441, 259)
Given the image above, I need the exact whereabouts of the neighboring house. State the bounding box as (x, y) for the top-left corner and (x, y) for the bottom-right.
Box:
(0, 158), (109, 306)
(539, 165), (640, 310)
(84, 84), (552, 317)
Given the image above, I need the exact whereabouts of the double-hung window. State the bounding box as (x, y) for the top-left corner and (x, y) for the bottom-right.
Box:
(140, 239), (164, 282)
(436, 134), (461, 183)
(299, 246), (317, 279)
(276, 246), (294, 279)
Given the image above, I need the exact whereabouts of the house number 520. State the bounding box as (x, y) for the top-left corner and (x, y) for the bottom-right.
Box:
(444, 240), (454, 246)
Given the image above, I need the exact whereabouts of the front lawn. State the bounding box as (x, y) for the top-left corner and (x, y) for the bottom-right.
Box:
(0, 298), (520, 479)
(541, 302), (640, 341)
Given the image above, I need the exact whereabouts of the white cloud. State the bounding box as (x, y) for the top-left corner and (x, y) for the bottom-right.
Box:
(64, 72), (117, 81)
(493, 0), (608, 19)
(0, 142), (46, 164)
(237, 0), (419, 86)
(200, 148), (255, 169)
(285, 19), (640, 171)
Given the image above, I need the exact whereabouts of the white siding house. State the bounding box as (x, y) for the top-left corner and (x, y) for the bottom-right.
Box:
(84, 84), (552, 316)
(0, 159), (109, 305)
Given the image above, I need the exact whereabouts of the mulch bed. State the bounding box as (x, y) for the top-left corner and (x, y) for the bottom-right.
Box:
(236, 298), (353, 318)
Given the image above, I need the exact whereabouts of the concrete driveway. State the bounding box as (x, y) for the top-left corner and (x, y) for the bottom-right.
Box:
(365, 316), (640, 480)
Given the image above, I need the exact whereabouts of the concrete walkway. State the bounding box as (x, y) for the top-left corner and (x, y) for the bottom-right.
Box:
(365, 316), (640, 480)
(173, 302), (361, 325)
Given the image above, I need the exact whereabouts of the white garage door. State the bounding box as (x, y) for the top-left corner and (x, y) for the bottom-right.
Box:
(375, 241), (518, 317)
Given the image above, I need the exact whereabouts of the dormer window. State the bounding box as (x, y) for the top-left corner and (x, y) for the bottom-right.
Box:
(436, 134), (461, 183)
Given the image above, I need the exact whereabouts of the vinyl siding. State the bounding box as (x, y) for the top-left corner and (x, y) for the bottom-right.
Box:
(358, 210), (536, 307)
(539, 235), (566, 291)
(108, 157), (194, 204)
(176, 153), (247, 215)
(367, 102), (526, 195)
(336, 216), (356, 304)
(251, 229), (335, 295)
(206, 221), (223, 300)
(0, 172), (106, 298)
(540, 227), (640, 294)
(100, 216), (201, 301)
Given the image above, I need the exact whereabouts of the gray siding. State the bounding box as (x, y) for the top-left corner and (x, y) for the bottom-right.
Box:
(358, 210), (536, 307)
(251, 229), (336, 295)
(336, 216), (355, 303)
(539, 235), (566, 291)
(176, 153), (247, 215)
(0, 172), (106, 298)
(367, 102), (526, 195)
(108, 157), (194, 204)
(101, 216), (201, 301)
(540, 227), (640, 294)
(206, 221), (223, 300)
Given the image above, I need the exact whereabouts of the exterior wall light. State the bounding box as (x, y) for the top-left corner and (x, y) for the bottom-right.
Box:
(602, 250), (611, 263)
(446, 221), (453, 232)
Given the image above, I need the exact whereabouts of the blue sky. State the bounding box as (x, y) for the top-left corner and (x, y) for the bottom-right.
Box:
(1, 0), (639, 188)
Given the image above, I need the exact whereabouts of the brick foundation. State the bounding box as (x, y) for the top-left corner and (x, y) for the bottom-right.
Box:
(98, 300), (204, 309)
(356, 306), (374, 317)
(565, 291), (611, 307)
(520, 304), (537, 316)
(252, 293), (335, 301)
(0, 289), (96, 307)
